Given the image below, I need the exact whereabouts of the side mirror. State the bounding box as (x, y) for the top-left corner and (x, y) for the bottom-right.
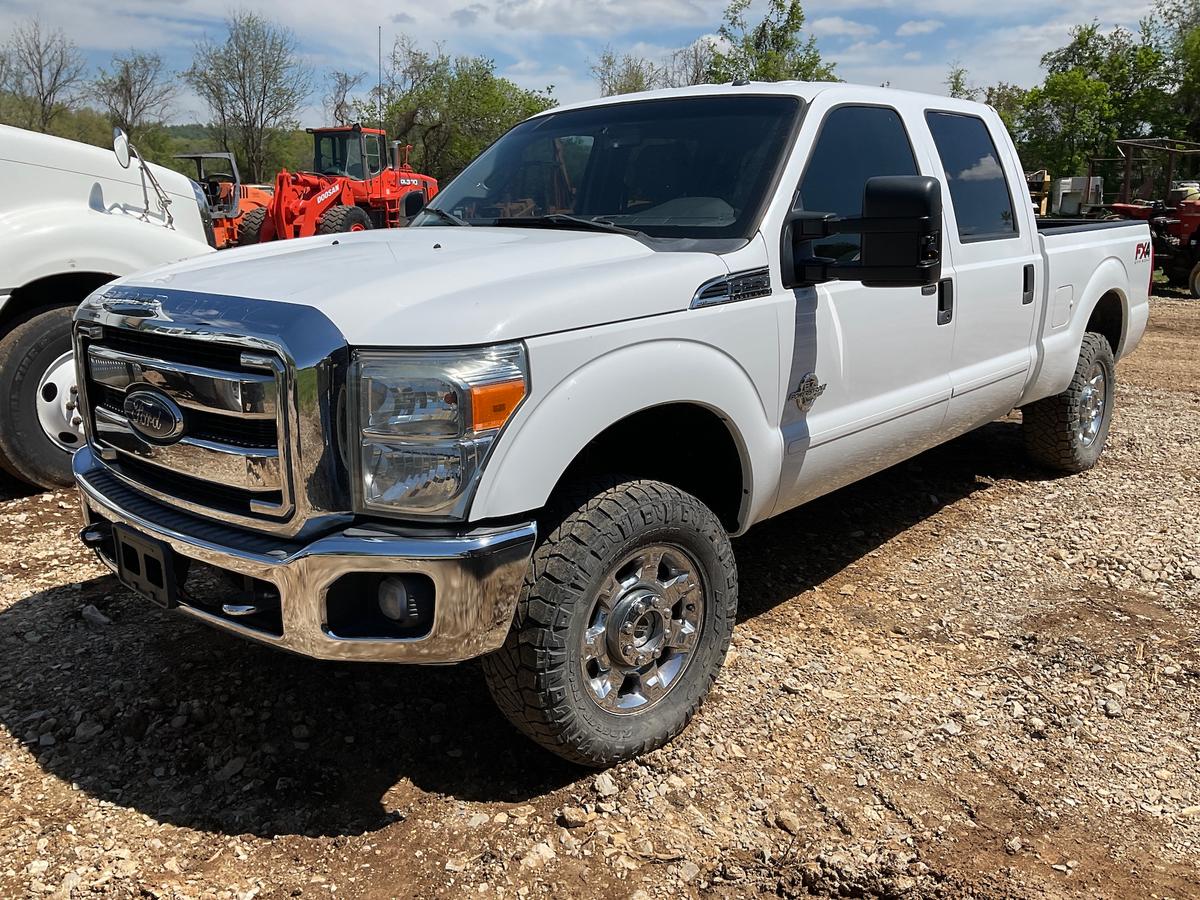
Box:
(113, 128), (131, 169)
(781, 175), (943, 289)
(403, 190), (426, 218)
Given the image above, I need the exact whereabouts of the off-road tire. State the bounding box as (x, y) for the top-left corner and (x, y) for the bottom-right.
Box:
(1022, 331), (1116, 473)
(237, 207), (267, 246)
(317, 205), (372, 235)
(0, 305), (78, 489)
(1188, 260), (1200, 299)
(481, 477), (738, 767)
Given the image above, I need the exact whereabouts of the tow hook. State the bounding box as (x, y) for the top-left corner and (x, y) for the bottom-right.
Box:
(79, 522), (114, 557)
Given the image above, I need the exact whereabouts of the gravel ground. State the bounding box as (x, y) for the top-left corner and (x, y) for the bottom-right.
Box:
(0, 297), (1197, 900)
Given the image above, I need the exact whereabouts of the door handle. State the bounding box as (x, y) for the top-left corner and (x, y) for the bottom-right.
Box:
(1022, 264), (1035, 304)
(937, 278), (954, 326)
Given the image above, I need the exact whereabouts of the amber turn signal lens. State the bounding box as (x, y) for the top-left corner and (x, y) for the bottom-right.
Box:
(469, 379), (525, 432)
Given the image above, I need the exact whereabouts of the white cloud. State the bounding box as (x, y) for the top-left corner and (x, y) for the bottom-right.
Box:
(810, 17), (878, 38)
(958, 154), (1004, 181)
(896, 19), (943, 36)
(903, 51), (923, 61)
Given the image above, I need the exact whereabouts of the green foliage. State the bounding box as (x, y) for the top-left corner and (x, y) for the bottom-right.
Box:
(945, 63), (980, 101)
(1016, 70), (1114, 176)
(706, 0), (836, 83)
(365, 39), (555, 184)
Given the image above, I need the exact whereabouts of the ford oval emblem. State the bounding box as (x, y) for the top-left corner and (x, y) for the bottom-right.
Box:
(123, 390), (185, 443)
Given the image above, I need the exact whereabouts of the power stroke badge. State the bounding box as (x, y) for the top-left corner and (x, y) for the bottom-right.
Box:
(790, 373), (826, 412)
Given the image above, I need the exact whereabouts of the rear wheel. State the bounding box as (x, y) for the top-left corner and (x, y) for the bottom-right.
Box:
(482, 478), (738, 767)
(237, 207), (267, 245)
(1022, 331), (1116, 473)
(317, 205), (372, 235)
(0, 305), (80, 489)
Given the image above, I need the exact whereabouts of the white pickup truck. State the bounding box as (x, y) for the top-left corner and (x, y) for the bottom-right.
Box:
(72, 83), (1150, 766)
(0, 126), (214, 488)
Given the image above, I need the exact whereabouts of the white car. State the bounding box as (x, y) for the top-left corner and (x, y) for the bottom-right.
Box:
(0, 125), (214, 488)
(71, 83), (1150, 766)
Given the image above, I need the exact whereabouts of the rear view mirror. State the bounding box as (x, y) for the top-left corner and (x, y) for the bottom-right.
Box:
(782, 175), (943, 289)
(113, 128), (131, 169)
(403, 191), (426, 218)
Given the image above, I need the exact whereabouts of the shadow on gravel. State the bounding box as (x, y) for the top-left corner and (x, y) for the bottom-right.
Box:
(0, 573), (580, 839)
(0, 470), (39, 502)
(0, 419), (1052, 840)
(733, 418), (1054, 619)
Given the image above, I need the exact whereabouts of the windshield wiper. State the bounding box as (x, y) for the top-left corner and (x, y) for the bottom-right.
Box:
(493, 214), (642, 237)
(420, 206), (470, 226)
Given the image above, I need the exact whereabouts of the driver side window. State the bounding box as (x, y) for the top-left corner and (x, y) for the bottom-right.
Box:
(797, 105), (919, 261)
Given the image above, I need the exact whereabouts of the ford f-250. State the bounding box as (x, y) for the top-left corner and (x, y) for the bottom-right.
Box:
(71, 83), (1150, 766)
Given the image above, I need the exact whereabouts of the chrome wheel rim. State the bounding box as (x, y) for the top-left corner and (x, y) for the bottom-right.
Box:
(36, 350), (82, 452)
(1078, 362), (1106, 447)
(581, 544), (705, 715)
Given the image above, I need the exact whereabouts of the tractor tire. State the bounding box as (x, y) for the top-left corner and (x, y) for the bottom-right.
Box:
(0, 305), (81, 490)
(317, 205), (372, 235)
(237, 207), (268, 246)
(481, 477), (738, 767)
(1021, 332), (1116, 474)
(1188, 261), (1200, 299)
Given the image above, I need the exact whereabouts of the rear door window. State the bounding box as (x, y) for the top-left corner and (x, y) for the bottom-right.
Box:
(925, 112), (1017, 241)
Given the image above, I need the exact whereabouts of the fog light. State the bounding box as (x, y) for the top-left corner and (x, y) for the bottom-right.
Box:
(379, 576), (419, 624)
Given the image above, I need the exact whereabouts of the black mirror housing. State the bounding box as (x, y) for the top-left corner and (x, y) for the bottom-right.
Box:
(782, 175), (943, 289)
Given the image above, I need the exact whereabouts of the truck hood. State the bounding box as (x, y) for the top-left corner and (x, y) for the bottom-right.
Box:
(117, 227), (731, 345)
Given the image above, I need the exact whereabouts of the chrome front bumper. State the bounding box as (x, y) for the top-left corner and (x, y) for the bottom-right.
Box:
(74, 447), (536, 663)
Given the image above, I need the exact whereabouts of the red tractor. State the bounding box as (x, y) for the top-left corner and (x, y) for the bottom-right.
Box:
(239, 124), (438, 245)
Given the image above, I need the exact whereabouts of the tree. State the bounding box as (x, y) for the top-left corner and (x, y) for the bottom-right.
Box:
(4, 18), (87, 132)
(1041, 23), (1171, 141)
(945, 62), (980, 100)
(92, 51), (176, 137)
(706, 0), (836, 83)
(984, 82), (1028, 133)
(590, 39), (714, 96)
(184, 12), (312, 181)
(325, 70), (365, 126)
(591, 47), (666, 96)
(665, 40), (716, 88)
(368, 38), (554, 183)
(1017, 69), (1112, 176)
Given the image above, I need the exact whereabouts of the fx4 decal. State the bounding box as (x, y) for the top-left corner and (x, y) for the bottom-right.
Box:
(1135, 240), (1152, 262)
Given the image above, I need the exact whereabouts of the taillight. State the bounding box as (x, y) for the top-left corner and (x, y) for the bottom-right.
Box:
(1150, 242), (1155, 294)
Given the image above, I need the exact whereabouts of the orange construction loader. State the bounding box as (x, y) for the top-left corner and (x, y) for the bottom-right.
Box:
(239, 124), (438, 244)
(174, 152), (273, 249)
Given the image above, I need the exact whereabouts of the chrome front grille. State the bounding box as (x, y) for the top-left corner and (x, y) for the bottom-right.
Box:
(80, 329), (294, 524)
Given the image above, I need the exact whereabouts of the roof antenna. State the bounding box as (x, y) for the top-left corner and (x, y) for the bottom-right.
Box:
(377, 25), (383, 128)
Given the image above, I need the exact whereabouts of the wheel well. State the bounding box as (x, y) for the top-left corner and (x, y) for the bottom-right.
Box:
(1087, 291), (1124, 358)
(2, 271), (117, 330)
(553, 403), (746, 532)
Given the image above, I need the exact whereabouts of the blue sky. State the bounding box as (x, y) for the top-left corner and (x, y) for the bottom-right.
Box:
(0, 0), (1156, 123)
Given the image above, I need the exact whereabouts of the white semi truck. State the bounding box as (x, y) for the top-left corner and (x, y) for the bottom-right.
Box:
(71, 83), (1149, 766)
(0, 125), (213, 488)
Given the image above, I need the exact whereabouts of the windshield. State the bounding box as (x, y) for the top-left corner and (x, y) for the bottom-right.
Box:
(415, 95), (801, 241)
(312, 132), (365, 179)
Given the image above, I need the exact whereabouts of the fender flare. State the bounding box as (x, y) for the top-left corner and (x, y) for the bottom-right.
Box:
(1074, 255), (1131, 354)
(470, 339), (783, 533)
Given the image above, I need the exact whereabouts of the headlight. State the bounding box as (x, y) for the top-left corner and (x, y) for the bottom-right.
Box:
(350, 344), (527, 518)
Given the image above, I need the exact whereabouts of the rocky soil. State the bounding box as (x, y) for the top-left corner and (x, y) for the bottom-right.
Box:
(0, 297), (1197, 899)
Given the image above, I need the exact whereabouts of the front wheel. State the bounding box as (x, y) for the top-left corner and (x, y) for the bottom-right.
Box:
(0, 305), (81, 488)
(482, 478), (738, 767)
(1022, 331), (1116, 473)
(317, 204), (371, 235)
